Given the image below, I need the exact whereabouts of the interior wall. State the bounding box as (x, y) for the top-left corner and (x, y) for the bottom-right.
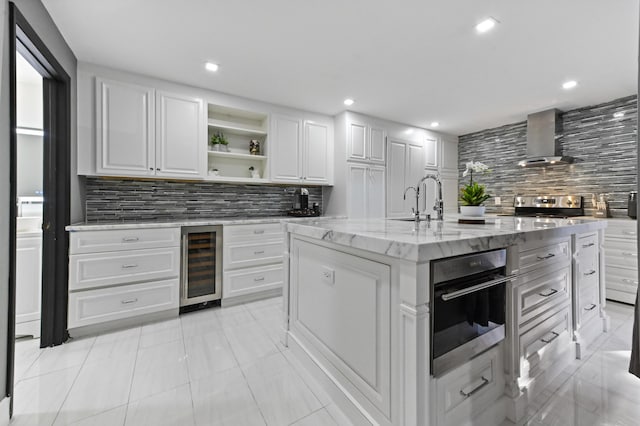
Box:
(16, 134), (42, 196)
(0, 0), (77, 402)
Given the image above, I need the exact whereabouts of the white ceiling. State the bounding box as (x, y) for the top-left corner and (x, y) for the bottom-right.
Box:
(42, 0), (638, 136)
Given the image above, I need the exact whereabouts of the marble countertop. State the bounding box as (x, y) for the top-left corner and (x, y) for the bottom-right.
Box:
(285, 216), (608, 262)
(66, 216), (341, 231)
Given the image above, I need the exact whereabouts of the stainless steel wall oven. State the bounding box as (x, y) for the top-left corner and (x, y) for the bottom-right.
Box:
(430, 248), (516, 376)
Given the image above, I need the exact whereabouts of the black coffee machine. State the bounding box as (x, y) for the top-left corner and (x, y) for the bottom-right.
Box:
(288, 188), (320, 217)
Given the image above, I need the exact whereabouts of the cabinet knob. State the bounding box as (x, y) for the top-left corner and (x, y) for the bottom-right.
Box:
(149, 167), (154, 171)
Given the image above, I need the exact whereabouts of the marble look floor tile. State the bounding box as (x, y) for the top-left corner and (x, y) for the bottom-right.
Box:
(129, 339), (189, 401)
(11, 366), (80, 426)
(125, 384), (195, 426)
(575, 350), (640, 403)
(139, 318), (182, 349)
(184, 329), (237, 382)
(291, 408), (338, 426)
(215, 303), (256, 327)
(181, 308), (221, 339)
(281, 349), (333, 407)
(529, 394), (600, 426)
(55, 354), (136, 425)
(85, 327), (140, 364)
(67, 405), (127, 426)
(24, 336), (95, 379)
(324, 404), (354, 426)
(224, 321), (280, 365)
(191, 367), (265, 426)
(14, 338), (43, 383)
(243, 352), (322, 425)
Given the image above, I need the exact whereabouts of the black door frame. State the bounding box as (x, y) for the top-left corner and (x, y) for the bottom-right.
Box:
(7, 2), (71, 415)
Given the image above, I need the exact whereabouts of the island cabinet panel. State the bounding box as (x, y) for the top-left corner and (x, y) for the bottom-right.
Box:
(290, 238), (392, 419)
(514, 264), (571, 326)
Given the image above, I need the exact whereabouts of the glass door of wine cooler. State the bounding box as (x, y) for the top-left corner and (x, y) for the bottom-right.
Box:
(181, 226), (222, 306)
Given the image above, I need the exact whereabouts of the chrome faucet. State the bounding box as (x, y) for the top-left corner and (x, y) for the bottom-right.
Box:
(402, 173), (444, 224)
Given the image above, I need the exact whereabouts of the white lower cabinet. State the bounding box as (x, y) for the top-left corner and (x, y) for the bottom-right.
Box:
(435, 345), (505, 426)
(604, 219), (638, 304)
(16, 233), (42, 338)
(68, 278), (179, 328)
(68, 227), (181, 332)
(222, 223), (285, 305)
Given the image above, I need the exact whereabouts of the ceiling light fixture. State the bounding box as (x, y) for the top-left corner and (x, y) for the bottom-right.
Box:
(430, 122), (440, 128)
(475, 17), (498, 33)
(613, 111), (625, 118)
(205, 62), (219, 72)
(343, 98), (355, 106)
(562, 80), (577, 90)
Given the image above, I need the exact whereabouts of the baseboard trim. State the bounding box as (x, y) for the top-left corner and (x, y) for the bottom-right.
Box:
(68, 309), (178, 338)
(221, 288), (282, 307)
(0, 396), (10, 426)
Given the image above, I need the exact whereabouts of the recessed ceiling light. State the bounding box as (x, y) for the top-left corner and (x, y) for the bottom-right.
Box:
(562, 80), (577, 90)
(405, 129), (414, 135)
(205, 62), (219, 72)
(430, 122), (440, 128)
(343, 98), (355, 106)
(613, 111), (625, 118)
(476, 17), (498, 33)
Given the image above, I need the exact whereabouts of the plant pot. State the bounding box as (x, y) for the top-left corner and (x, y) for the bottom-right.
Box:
(460, 205), (485, 217)
(210, 144), (228, 152)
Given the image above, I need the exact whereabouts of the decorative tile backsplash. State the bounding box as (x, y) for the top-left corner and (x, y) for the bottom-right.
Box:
(458, 95), (637, 216)
(84, 178), (323, 222)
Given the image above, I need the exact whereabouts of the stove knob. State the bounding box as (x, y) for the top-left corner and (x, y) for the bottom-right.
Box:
(566, 200), (572, 206)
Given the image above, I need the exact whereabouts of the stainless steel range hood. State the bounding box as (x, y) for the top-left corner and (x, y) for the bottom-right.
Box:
(517, 109), (572, 167)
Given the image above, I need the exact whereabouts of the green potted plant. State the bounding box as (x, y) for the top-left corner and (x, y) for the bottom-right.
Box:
(460, 161), (491, 217)
(210, 132), (229, 152)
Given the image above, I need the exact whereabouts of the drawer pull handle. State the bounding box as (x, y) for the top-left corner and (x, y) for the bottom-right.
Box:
(623, 231), (637, 236)
(121, 264), (139, 269)
(622, 252), (637, 257)
(254, 276), (265, 282)
(584, 270), (597, 276)
(582, 242), (595, 248)
(121, 298), (138, 304)
(540, 331), (560, 344)
(460, 376), (490, 398)
(254, 250), (265, 255)
(536, 253), (556, 261)
(622, 278), (639, 285)
(253, 230), (265, 234)
(122, 237), (139, 242)
(584, 303), (597, 311)
(538, 288), (558, 297)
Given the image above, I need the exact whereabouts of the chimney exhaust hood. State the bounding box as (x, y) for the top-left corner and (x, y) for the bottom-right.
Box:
(517, 109), (572, 167)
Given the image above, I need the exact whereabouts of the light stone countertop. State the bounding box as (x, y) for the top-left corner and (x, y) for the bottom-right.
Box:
(285, 216), (608, 262)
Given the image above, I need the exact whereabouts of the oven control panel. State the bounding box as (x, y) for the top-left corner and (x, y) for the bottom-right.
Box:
(515, 195), (582, 209)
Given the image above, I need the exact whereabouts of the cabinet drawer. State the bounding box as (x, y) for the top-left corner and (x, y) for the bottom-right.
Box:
(577, 233), (598, 264)
(435, 345), (504, 426)
(70, 227), (180, 254)
(224, 223), (284, 242)
(515, 265), (571, 326)
(519, 239), (570, 275)
(604, 239), (638, 269)
(577, 287), (599, 329)
(69, 247), (180, 290)
(604, 220), (637, 240)
(519, 305), (571, 377)
(223, 264), (283, 299)
(68, 278), (179, 328)
(224, 240), (284, 269)
(605, 266), (638, 294)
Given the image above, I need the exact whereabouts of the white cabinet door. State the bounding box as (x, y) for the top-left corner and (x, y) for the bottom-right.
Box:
(303, 121), (331, 184)
(369, 126), (386, 164)
(348, 121), (367, 162)
(95, 78), (155, 176)
(440, 137), (459, 171)
(347, 164), (367, 219)
(270, 114), (302, 183)
(155, 91), (205, 178)
(16, 235), (42, 325)
(368, 166), (386, 218)
(386, 140), (408, 218)
(440, 171), (459, 214)
(425, 137), (438, 168)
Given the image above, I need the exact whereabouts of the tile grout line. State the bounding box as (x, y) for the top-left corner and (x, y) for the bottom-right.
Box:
(122, 326), (143, 426)
(179, 312), (198, 425)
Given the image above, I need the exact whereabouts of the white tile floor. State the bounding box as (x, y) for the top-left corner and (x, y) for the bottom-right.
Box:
(10, 298), (640, 426)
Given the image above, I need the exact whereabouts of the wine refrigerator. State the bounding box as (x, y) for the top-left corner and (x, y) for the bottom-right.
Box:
(180, 225), (222, 307)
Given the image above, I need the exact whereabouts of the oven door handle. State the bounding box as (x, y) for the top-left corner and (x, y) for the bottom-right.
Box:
(441, 274), (517, 301)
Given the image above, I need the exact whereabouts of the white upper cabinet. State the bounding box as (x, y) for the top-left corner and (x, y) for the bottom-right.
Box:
(425, 137), (438, 168)
(347, 119), (386, 165)
(270, 114), (333, 185)
(156, 91), (206, 178)
(440, 136), (458, 171)
(94, 77), (206, 179)
(386, 138), (425, 217)
(367, 166), (386, 218)
(96, 78), (155, 176)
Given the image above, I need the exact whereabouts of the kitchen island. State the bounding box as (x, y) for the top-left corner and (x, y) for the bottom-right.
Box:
(282, 216), (608, 426)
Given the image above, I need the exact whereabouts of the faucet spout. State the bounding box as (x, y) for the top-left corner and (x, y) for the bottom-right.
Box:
(417, 174), (444, 221)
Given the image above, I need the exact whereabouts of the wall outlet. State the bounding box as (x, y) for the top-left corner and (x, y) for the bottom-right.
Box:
(321, 266), (335, 284)
(495, 196), (501, 206)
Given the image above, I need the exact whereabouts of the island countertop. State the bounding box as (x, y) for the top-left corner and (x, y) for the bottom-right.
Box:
(285, 216), (608, 262)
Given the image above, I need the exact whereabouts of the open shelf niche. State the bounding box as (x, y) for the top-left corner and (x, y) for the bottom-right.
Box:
(206, 104), (269, 182)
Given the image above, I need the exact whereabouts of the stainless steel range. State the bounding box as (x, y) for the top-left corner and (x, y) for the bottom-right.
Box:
(514, 195), (584, 218)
